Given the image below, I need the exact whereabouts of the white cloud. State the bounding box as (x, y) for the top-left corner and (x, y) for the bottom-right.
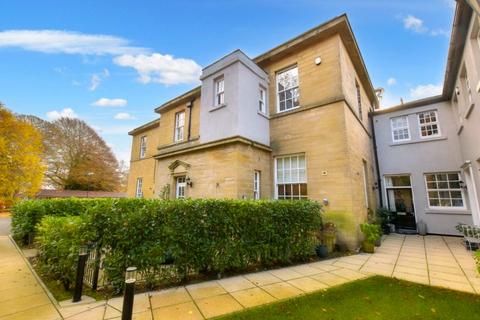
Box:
(46, 107), (78, 120)
(379, 91), (402, 109)
(89, 68), (109, 91)
(402, 15), (449, 37)
(403, 15), (427, 33)
(387, 78), (397, 86)
(114, 53), (202, 85)
(114, 112), (136, 120)
(91, 98), (127, 107)
(445, 0), (455, 9)
(410, 83), (443, 99)
(0, 30), (146, 55)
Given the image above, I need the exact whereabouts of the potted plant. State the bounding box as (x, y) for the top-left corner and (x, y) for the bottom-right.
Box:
(315, 228), (328, 258)
(322, 222), (336, 253)
(360, 223), (381, 253)
(376, 207), (394, 235)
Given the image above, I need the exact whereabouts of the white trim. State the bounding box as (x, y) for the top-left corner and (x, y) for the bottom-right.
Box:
(258, 85), (267, 114)
(417, 110), (441, 139)
(276, 65), (300, 113)
(135, 177), (143, 198)
(175, 176), (186, 199)
(139, 136), (147, 159)
(253, 170), (261, 200)
(383, 174), (417, 225)
(174, 111), (185, 142)
(214, 76), (225, 107)
(462, 161), (480, 225)
(424, 172), (466, 210)
(390, 115), (410, 142)
(274, 153), (307, 200)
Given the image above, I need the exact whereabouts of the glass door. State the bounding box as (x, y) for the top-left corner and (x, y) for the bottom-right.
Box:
(385, 175), (416, 230)
(175, 176), (186, 199)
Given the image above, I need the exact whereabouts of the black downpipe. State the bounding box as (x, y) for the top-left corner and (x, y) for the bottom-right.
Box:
(187, 99), (194, 141)
(370, 112), (383, 207)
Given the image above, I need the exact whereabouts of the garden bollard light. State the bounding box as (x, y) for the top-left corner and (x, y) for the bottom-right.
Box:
(121, 267), (137, 320)
(72, 245), (89, 302)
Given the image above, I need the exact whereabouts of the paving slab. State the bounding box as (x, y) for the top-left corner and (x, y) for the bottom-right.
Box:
(195, 293), (243, 319)
(230, 287), (276, 308)
(186, 281), (227, 300)
(149, 287), (192, 309)
(151, 301), (203, 320)
(261, 281), (303, 299)
(217, 276), (256, 293)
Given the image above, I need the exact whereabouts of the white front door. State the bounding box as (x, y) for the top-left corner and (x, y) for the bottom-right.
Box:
(463, 162), (480, 225)
(175, 176), (186, 199)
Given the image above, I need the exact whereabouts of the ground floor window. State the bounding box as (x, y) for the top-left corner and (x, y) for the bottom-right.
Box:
(253, 170), (260, 200)
(176, 176), (186, 199)
(135, 178), (143, 198)
(425, 172), (464, 208)
(275, 154), (307, 200)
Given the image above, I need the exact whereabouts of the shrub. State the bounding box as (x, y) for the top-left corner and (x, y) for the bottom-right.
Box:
(360, 223), (381, 243)
(11, 198), (100, 244)
(35, 215), (88, 290)
(475, 251), (480, 273)
(33, 198), (322, 291)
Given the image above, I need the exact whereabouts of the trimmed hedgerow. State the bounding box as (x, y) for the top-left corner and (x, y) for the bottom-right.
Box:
(11, 198), (98, 243)
(32, 198), (322, 291)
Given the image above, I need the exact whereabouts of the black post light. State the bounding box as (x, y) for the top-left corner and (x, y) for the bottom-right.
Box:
(121, 267), (137, 320)
(72, 245), (89, 302)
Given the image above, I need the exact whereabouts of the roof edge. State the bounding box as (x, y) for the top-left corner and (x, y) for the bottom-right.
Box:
(373, 95), (446, 115)
(128, 118), (160, 136)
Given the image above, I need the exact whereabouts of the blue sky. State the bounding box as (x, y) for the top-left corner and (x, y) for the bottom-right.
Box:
(0, 0), (455, 164)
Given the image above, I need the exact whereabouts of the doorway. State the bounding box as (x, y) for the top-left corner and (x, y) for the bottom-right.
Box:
(175, 176), (186, 199)
(385, 175), (416, 231)
(462, 161), (480, 225)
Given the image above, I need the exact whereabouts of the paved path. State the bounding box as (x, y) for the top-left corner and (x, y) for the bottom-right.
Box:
(3, 234), (479, 319)
(0, 236), (61, 320)
(0, 213), (11, 236)
(55, 234), (479, 320)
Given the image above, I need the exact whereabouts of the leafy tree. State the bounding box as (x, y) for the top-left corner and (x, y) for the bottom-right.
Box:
(0, 103), (44, 206)
(22, 116), (121, 191)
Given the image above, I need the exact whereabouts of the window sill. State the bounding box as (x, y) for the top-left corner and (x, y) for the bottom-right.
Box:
(389, 136), (446, 146)
(257, 110), (269, 119)
(424, 208), (471, 215)
(209, 104), (227, 112)
(276, 106), (300, 114)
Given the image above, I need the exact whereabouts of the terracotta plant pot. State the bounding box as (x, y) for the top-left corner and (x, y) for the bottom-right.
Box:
(362, 241), (375, 253)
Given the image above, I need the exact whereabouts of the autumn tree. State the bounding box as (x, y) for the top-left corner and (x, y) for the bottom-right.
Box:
(0, 103), (44, 206)
(23, 116), (121, 191)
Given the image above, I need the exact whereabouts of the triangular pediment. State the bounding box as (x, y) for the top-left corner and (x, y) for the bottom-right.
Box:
(168, 160), (190, 173)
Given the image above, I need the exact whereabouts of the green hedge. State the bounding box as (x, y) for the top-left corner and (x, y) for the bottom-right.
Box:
(31, 198), (322, 291)
(11, 198), (99, 243)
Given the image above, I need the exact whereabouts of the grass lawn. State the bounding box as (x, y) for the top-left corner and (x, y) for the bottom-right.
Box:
(219, 276), (480, 320)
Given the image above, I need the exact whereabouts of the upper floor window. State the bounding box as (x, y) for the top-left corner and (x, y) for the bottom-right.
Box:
(259, 86), (267, 114)
(135, 177), (143, 198)
(214, 77), (225, 106)
(275, 154), (307, 200)
(425, 172), (465, 208)
(461, 67), (473, 105)
(356, 80), (362, 120)
(418, 111), (440, 138)
(390, 116), (410, 142)
(139, 136), (147, 159)
(174, 111), (185, 142)
(276, 66), (299, 113)
(253, 170), (261, 200)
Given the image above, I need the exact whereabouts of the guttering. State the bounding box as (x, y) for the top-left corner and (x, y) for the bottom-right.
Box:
(186, 99), (194, 141)
(369, 112), (383, 207)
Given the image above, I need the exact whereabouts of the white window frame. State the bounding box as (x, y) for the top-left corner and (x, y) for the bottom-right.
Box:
(463, 69), (473, 105)
(424, 172), (466, 210)
(362, 160), (369, 208)
(135, 178), (143, 198)
(139, 136), (147, 159)
(274, 154), (307, 200)
(417, 110), (441, 139)
(356, 80), (362, 120)
(214, 76), (225, 107)
(390, 116), (410, 142)
(253, 170), (261, 200)
(259, 86), (267, 114)
(174, 111), (185, 142)
(175, 176), (186, 199)
(276, 66), (300, 113)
